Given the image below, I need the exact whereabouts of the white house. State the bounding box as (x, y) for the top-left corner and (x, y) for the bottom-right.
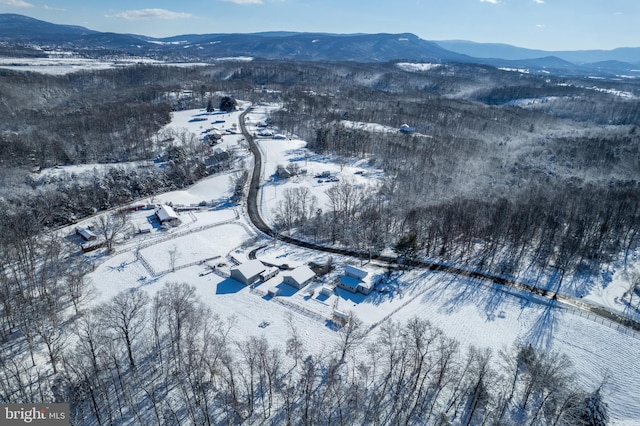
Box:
(155, 205), (179, 223)
(345, 265), (368, 280)
(282, 265), (316, 289)
(337, 265), (374, 295)
(230, 259), (266, 286)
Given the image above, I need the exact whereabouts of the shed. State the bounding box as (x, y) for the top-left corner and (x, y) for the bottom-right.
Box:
(155, 205), (179, 223)
(282, 265), (316, 289)
(76, 227), (97, 241)
(138, 223), (152, 234)
(230, 259), (266, 286)
(333, 309), (349, 321)
(320, 285), (334, 297)
(267, 286), (281, 297)
(276, 165), (292, 179)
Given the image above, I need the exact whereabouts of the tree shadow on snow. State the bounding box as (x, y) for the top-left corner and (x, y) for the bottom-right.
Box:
(420, 273), (462, 309)
(481, 284), (508, 321)
(439, 277), (486, 315)
(210, 196), (236, 211)
(524, 299), (558, 350)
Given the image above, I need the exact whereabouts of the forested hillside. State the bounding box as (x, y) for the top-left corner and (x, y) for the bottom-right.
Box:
(0, 59), (637, 424)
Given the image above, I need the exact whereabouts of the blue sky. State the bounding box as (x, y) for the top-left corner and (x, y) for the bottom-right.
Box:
(1, 0), (638, 51)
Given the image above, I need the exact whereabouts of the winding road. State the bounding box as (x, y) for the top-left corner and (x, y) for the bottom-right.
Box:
(239, 107), (640, 335)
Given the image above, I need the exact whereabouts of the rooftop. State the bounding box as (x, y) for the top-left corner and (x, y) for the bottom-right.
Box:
(284, 265), (315, 284)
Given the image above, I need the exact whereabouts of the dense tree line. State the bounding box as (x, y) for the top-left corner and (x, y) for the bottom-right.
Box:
(263, 62), (640, 295)
(0, 275), (607, 425)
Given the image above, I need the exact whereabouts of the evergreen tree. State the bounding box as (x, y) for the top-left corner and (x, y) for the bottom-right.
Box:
(580, 387), (609, 426)
(219, 96), (237, 112)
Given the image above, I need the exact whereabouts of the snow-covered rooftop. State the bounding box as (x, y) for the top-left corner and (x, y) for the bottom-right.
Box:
(283, 265), (315, 286)
(155, 204), (179, 222)
(231, 259), (266, 280)
(345, 265), (368, 280)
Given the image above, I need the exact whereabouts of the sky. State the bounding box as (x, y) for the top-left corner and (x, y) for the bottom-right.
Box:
(1, 0), (638, 51)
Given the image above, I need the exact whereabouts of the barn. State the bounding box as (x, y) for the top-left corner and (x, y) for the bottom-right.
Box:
(230, 259), (266, 286)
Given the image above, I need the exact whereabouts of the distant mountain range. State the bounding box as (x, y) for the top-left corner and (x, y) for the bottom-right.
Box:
(1, 13), (639, 77)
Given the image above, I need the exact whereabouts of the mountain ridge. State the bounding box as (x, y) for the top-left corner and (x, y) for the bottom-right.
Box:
(1, 13), (639, 77)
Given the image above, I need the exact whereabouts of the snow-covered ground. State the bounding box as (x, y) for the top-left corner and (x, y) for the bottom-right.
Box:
(244, 103), (386, 225)
(396, 62), (442, 72)
(0, 57), (211, 75)
(78, 102), (640, 425)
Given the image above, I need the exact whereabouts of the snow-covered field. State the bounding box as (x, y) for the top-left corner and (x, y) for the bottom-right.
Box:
(0, 57), (211, 75)
(77, 103), (640, 424)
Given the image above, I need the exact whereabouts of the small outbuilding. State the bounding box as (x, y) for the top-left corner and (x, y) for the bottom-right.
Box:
(155, 205), (179, 223)
(320, 285), (334, 297)
(282, 265), (316, 289)
(75, 227), (97, 241)
(267, 286), (281, 297)
(276, 165), (292, 179)
(138, 223), (152, 234)
(230, 259), (266, 286)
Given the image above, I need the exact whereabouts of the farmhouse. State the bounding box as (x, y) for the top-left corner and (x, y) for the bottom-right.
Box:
(230, 259), (266, 286)
(282, 265), (316, 289)
(155, 205), (179, 223)
(337, 265), (374, 295)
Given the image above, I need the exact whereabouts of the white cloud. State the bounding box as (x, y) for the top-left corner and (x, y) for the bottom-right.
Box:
(480, 0), (499, 4)
(0, 0), (34, 7)
(107, 9), (192, 21)
(536, 24), (546, 28)
(534, 0), (545, 4)
(220, 0), (264, 4)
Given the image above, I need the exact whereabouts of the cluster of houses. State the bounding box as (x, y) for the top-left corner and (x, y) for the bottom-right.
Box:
(230, 259), (375, 298)
(76, 204), (178, 245)
(230, 259), (317, 297)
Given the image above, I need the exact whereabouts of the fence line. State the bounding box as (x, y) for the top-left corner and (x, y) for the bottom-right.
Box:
(558, 302), (640, 341)
(269, 296), (327, 324)
(154, 256), (222, 276)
